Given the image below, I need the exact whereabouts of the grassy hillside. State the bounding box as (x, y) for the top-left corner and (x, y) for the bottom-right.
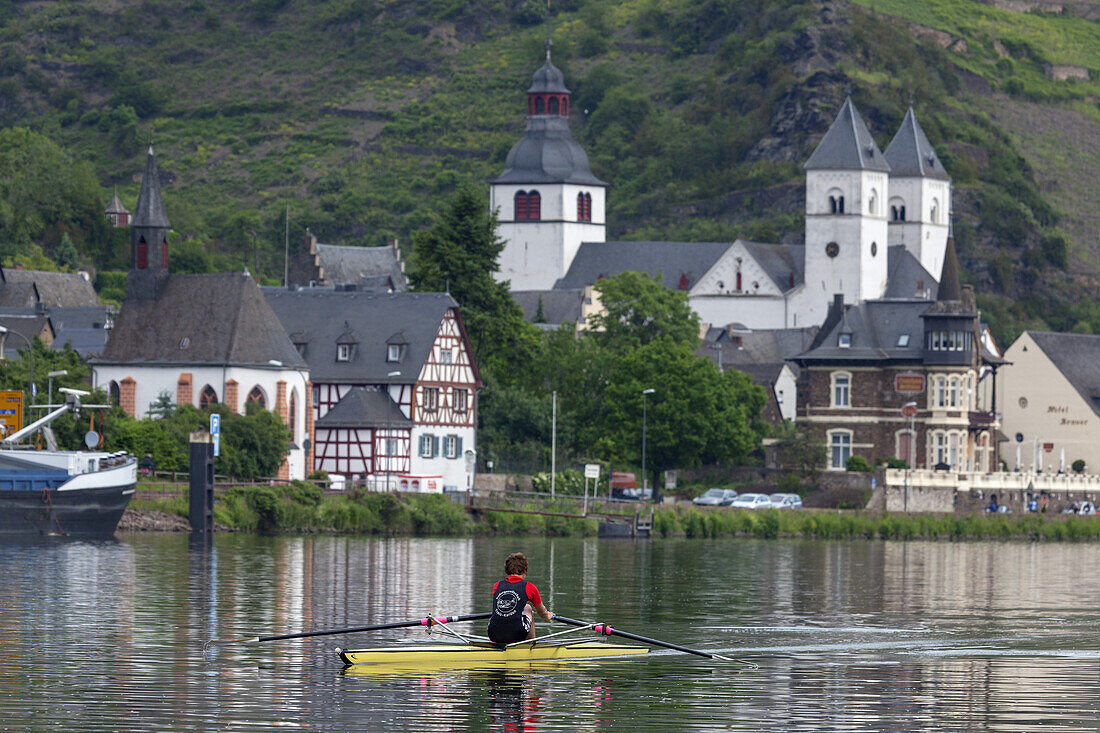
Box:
(1, 0), (1099, 340)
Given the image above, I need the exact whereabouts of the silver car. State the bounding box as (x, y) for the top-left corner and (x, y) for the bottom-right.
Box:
(768, 493), (803, 509)
(693, 488), (738, 506)
(731, 493), (772, 509)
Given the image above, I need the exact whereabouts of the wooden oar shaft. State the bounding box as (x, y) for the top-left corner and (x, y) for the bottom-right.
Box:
(551, 614), (726, 660)
(257, 612), (491, 642)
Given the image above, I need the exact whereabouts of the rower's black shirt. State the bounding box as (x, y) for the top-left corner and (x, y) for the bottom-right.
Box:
(487, 576), (532, 644)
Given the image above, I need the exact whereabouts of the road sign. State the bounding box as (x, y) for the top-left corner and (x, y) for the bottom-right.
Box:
(584, 463), (600, 479)
(0, 391), (22, 437)
(901, 403), (917, 418)
(210, 414), (220, 457)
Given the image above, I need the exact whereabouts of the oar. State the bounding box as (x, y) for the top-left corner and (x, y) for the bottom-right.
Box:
(205, 612), (492, 648)
(552, 614), (756, 666)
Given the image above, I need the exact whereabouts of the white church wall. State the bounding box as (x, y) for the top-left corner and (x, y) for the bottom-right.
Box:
(690, 294), (789, 331)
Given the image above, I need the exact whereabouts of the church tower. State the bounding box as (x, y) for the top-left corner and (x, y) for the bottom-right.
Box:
(800, 97), (890, 327)
(126, 147), (171, 301)
(491, 44), (606, 291)
(884, 107), (952, 279)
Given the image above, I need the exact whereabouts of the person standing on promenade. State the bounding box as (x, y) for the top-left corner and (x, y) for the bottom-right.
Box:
(487, 552), (553, 644)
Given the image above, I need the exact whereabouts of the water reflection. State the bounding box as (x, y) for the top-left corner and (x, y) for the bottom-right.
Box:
(1, 535), (1099, 731)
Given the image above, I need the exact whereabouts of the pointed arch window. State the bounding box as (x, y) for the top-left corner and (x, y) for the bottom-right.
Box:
(109, 381), (120, 407)
(161, 239), (168, 269)
(137, 237), (148, 269)
(247, 386), (266, 409)
(289, 390), (297, 440)
(515, 191), (528, 220)
(199, 385), (218, 409)
(548, 97), (559, 115)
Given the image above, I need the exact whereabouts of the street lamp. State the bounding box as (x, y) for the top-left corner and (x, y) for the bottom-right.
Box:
(48, 370), (68, 405)
(641, 388), (655, 499)
(0, 326), (33, 426)
(384, 370), (401, 491)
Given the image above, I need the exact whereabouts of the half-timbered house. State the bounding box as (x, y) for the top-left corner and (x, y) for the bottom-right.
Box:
(264, 289), (481, 491)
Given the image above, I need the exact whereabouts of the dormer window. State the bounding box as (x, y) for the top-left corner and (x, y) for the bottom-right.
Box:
(388, 344), (401, 362)
(337, 344), (351, 362)
(838, 333), (852, 348)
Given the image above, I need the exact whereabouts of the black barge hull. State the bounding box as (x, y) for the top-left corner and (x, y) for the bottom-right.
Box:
(0, 484), (135, 536)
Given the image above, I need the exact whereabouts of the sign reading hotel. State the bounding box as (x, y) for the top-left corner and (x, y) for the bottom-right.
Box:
(0, 390), (22, 438)
(895, 374), (925, 394)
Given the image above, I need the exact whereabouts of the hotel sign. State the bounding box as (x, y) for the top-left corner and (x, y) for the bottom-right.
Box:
(895, 374), (925, 394)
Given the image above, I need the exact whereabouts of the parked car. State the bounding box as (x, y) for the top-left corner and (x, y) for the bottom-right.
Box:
(731, 493), (772, 509)
(768, 493), (803, 509)
(693, 488), (738, 506)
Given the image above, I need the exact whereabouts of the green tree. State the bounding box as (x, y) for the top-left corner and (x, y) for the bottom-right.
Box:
(145, 390), (176, 419)
(0, 128), (109, 265)
(589, 271), (700, 352)
(54, 233), (80, 270)
(406, 184), (538, 375)
(770, 420), (826, 478)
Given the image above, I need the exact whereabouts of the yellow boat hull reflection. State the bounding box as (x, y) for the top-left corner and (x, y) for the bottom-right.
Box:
(339, 640), (649, 667)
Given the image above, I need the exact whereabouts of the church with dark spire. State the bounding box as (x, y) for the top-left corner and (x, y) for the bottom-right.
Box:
(126, 147), (171, 301)
(490, 42), (607, 291)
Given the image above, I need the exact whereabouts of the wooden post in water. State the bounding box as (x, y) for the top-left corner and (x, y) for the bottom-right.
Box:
(189, 430), (215, 533)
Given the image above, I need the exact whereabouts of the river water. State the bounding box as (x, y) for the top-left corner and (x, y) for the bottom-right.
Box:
(1, 534), (1098, 731)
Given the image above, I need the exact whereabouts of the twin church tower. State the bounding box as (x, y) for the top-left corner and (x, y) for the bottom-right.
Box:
(490, 50), (952, 329)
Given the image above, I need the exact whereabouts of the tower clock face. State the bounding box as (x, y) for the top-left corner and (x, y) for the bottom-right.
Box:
(825, 242), (839, 258)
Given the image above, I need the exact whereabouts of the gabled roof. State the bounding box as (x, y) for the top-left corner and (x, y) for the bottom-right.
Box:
(263, 289), (462, 384)
(884, 107), (951, 181)
(96, 273), (306, 368)
(737, 241), (806, 292)
(132, 147), (170, 229)
(105, 189), (129, 215)
(0, 314), (52, 358)
(804, 97), (891, 173)
(794, 299), (931, 364)
(512, 289), (585, 324)
(314, 243), (407, 291)
(554, 241), (734, 291)
(884, 245), (938, 299)
(1027, 331), (1100, 417)
(0, 268), (100, 307)
(315, 386), (411, 429)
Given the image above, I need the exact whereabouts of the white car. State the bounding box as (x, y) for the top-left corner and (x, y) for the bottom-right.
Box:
(731, 493), (772, 509)
(768, 493), (803, 509)
(692, 488), (738, 506)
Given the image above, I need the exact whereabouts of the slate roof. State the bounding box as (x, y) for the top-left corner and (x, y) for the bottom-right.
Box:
(739, 241), (805, 291)
(701, 326), (818, 378)
(794, 299), (931, 364)
(0, 269), (100, 308)
(528, 57), (569, 94)
(922, 236), (974, 317)
(263, 289), (462, 384)
(132, 147), (170, 228)
(315, 386), (411, 429)
(804, 97), (891, 172)
(0, 314), (52, 359)
(1028, 331), (1100, 417)
(884, 245), (938, 299)
(314, 243), (407, 291)
(96, 273), (306, 368)
(105, 189), (129, 215)
(494, 115), (605, 186)
(884, 108), (951, 181)
(0, 305), (114, 356)
(554, 241), (734, 291)
(512, 289), (585, 324)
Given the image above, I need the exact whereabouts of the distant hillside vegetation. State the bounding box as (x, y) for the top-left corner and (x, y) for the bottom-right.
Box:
(2, 0), (1100, 340)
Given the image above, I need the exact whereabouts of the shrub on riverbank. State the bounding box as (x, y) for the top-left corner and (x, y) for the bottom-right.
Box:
(652, 507), (1100, 540)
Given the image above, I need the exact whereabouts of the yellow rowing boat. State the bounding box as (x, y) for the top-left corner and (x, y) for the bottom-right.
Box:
(338, 639), (650, 666)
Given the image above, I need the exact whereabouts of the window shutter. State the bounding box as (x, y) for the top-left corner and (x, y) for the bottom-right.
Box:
(456, 436), (463, 457)
(432, 435), (439, 458)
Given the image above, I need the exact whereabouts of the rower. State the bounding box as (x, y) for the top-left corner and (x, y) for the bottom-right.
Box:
(487, 552), (553, 645)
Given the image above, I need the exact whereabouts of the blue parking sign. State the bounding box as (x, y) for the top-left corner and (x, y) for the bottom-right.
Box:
(210, 414), (220, 457)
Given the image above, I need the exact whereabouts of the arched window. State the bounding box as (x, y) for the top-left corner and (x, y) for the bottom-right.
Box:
(548, 97), (559, 115)
(137, 238), (148, 269)
(161, 239), (168, 269)
(831, 372), (851, 408)
(247, 386), (266, 409)
(577, 192), (592, 221)
(199, 385), (218, 409)
(837, 195), (845, 214)
(896, 430), (915, 465)
(535, 97), (545, 114)
(109, 381), (120, 407)
(562, 96), (569, 115)
(949, 377), (959, 408)
(527, 190), (541, 220)
(930, 198), (940, 224)
(828, 430), (852, 470)
(868, 189), (878, 215)
(829, 196), (837, 214)
(514, 191), (528, 220)
(935, 377), (947, 408)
